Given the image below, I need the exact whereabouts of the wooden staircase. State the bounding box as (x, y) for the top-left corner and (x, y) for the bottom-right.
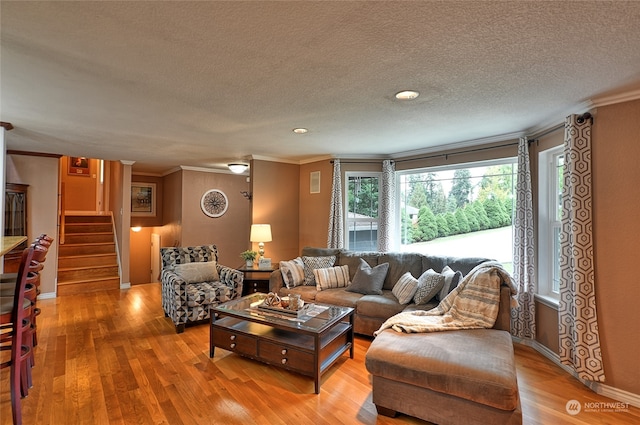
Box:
(57, 214), (120, 295)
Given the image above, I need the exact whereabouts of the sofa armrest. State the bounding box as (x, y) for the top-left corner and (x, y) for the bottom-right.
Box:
(269, 269), (284, 293)
(492, 284), (512, 332)
(217, 264), (244, 299)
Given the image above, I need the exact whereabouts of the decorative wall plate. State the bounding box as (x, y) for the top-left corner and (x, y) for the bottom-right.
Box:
(201, 189), (228, 217)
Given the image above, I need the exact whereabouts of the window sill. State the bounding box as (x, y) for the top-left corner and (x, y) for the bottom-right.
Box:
(534, 293), (559, 310)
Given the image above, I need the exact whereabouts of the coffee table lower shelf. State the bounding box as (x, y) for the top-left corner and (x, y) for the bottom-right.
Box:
(210, 316), (353, 394)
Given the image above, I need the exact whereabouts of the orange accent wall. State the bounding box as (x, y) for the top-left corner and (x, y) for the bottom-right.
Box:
(129, 226), (152, 284)
(61, 156), (98, 211)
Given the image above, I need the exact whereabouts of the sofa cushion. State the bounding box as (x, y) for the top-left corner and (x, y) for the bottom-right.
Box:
(347, 258), (389, 295)
(413, 269), (445, 304)
(278, 284), (318, 301)
(356, 291), (405, 319)
(185, 281), (231, 307)
(315, 287), (363, 307)
(279, 257), (305, 288)
(314, 265), (350, 291)
(301, 255), (336, 286)
(392, 272), (419, 305)
(380, 252), (424, 290)
(338, 251), (379, 282)
(174, 261), (219, 284)
(365, 329), (519, 411)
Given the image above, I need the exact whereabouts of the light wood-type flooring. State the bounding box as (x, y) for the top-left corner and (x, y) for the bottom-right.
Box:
(1, 283), (638, 424)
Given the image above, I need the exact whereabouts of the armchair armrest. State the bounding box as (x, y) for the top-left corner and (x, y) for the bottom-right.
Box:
(269, 269), (284, 293)
(161, 269), (189, 325)
(217, 264), (244, 299)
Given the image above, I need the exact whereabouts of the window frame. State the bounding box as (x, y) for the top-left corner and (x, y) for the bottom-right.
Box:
(344, 171), (381, 251)
(537, 145), (563, 303)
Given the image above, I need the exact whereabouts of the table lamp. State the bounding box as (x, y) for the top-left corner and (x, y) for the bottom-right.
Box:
(250, 224), (272, 258)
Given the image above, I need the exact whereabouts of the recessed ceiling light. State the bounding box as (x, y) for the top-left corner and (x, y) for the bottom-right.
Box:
(395, 90), (420, 100)
(292, 128), (308, 134)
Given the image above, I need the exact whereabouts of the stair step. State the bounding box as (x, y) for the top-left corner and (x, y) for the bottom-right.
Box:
(58, 265), (119, 282)
(65, 223), (113, 234)
(64, 215), (112, 224)
(58, 253), (117, 269)
(63, 233), (114, 244)
(57, 277), (120, 295)
(59, 243), (116, 256)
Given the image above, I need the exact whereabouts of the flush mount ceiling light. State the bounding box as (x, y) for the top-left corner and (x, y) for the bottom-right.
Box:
(228, 163), (248, 174)
(292, 128), (308, 134)
(395, 90), (420, 100)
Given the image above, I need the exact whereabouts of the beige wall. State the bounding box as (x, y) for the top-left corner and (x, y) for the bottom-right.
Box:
(591, 99), (640, 394)
(5, 154), (60, 296)
(252, 159), (299, 263)
(179, 169), (251, 267)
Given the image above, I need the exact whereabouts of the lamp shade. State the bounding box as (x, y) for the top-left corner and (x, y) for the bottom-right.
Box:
(250, 224), (272, 243)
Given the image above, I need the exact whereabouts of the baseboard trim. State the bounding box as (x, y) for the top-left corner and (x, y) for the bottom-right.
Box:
(513, 337), (640, 408)
(120, 282), (131, 289)
(39, 291), (56, 299)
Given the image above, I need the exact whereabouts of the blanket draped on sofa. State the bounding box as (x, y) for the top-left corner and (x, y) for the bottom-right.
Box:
(375, 261), (517, 335)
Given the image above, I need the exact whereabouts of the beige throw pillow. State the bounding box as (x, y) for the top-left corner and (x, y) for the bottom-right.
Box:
(392, 272), (419, 305)
(314, 265), (350, 291)
(174, 261), (219, 283)
(280, 257), (305, 289)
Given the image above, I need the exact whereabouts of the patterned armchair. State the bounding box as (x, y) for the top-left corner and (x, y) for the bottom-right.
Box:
(160, 245), (243, 333)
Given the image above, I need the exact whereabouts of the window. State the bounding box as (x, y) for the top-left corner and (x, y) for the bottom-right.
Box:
(397, 159), (517, 271)
(345, 172), (380, 251)
(538, 146), (563, 301)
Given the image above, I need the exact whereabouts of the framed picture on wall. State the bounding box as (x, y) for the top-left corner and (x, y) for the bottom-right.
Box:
(68, 157), (90, 176)
(131, 182), (156, 217)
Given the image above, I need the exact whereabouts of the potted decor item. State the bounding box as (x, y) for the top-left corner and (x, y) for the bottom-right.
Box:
(240, 250), (258, 268)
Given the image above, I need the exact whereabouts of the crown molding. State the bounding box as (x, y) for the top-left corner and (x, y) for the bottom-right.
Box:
(250, 154), (300, 165)
(591, 88), (640, 108)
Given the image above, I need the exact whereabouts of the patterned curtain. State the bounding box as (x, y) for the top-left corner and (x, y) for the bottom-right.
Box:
(377, 160), (395, 252)
(327, 159), (344, 249)
(511, 137), (536, 339)
(559, 114), (605, 382)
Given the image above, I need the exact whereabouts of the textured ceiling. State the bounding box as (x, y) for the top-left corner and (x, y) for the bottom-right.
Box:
(2, 1), (640, 174)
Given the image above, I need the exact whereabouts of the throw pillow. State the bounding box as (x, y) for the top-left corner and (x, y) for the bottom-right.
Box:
(392, 271), (419, 305)
(279, 257), (305, 289)
(437, 265), (462, 301)
(314, 265), (350, 291)
(174, 261), (219, 284)
(413, 269), (445, 304)
(301, 255), (336, 286)
(346, 258), (389, 295)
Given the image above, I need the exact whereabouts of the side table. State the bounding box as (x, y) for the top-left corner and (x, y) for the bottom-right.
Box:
(238, 266), (277, 296)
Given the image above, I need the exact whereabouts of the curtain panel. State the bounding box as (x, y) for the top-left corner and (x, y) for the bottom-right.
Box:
(377, 160), (395, 252)
(327, 159), (344, 249)
(511, 137), (536, 339)
(559, 114), (605, 382)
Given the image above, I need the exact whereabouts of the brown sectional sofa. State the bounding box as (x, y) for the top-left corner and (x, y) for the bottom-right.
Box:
(270, 246), (521, 424)
(268, 246), (509, 336)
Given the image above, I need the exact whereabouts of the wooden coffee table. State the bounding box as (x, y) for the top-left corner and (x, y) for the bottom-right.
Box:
(209, 293), (354, 394)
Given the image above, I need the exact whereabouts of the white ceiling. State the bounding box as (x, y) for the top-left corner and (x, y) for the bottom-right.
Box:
(2, 1), (640, 174)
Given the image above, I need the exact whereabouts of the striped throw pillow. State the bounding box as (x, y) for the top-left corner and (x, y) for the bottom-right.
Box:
(392, 272), (419, 305)
(314, 265), (350, 291)
(279, 257), (305, 289)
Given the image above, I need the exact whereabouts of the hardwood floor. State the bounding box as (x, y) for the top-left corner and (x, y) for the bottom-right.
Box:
(2, 283), (638, 424)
